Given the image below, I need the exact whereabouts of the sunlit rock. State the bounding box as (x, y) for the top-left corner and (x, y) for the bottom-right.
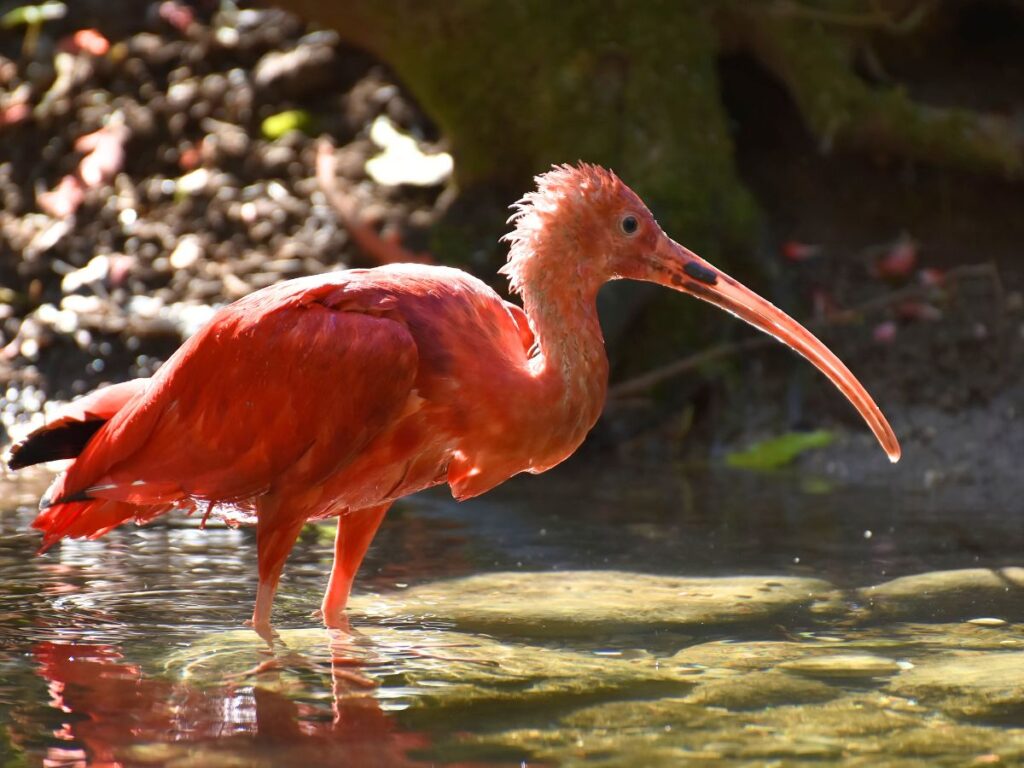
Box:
(888, 651), (1024, 720)
(670, 639), (816, 671)
(458, 691), (1024, 767)
(842, 621), (1022, 654)
(668, 640), (895, 709)
(857, 568), (1024, 621)
(162, 626), (697, 711)
(778, 653), (901, 680)
(685, 669), (838, 710)
(349, 571), (839, 636)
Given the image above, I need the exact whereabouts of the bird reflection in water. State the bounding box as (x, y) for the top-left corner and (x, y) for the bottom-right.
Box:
(24, 640), (431, 767)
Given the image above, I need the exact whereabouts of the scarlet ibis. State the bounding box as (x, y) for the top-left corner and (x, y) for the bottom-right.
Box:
(7, 164), (900, 632)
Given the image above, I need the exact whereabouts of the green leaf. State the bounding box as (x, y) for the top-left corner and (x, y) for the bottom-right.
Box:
(260, 109), (314, 140)
(0, 1), (66, 28)
(800, 475), (835, 495)
(725, 430), (836, 471)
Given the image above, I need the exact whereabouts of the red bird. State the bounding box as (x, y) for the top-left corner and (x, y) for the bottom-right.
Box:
(8, 165), (900, 633)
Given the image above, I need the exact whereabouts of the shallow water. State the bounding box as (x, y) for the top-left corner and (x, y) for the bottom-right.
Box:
(2, 459), (1024, 766)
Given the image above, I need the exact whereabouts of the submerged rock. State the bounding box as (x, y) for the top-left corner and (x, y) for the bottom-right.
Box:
(857, 568), (1024, 621)
(348, 571), (839, 636)
(779, 653), (902, 680)
(888, 651), (1024, 720)
(150, 608), (1024, 766)
(670, 641), (898, 709)
(685, 669), (839, 710)
(840, 621), (1023, 654)
(457, 692), (1024, 767)
(162, 626), (696, 711)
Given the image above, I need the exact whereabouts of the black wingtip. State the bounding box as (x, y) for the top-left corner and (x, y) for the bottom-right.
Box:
(7, 419), (106, 471)
(7, 443), (32, 471)
(53, 489), (95, 505)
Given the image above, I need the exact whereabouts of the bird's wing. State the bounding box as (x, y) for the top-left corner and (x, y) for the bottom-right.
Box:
(7, 378), (148, 469)
(58, 278), (419, 507)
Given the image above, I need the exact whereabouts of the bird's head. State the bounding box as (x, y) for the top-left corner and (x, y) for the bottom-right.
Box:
(502, 163), (901, 462)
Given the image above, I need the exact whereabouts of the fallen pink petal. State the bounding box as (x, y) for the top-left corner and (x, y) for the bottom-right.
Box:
(158, 1), (195, 33)
(0, 101), (29, 127)
(75, 125), (128, 188)
(872, 237), (918, 281)
(36, 175), (85, 218)
(58, 29), (110, 56)
(780, 240), (822, 262)
(873, 320), (899, 344)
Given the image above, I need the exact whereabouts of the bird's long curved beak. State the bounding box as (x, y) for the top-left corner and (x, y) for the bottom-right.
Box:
(647, 236), (901, 462)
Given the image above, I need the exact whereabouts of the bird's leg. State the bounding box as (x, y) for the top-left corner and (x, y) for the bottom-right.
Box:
(251, 499), (307, 636)
(320, 503), (391, 628)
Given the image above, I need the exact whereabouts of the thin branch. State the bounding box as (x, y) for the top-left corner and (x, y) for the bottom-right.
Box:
(315, 138), (431, 265)
(769, 0), (935, 35)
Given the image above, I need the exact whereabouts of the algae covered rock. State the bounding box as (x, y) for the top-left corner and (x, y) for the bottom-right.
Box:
(778, 653), (902, 680)
(843, 620), (1023, 654)
(349, 570), (839, 637)
(684, 669), (839, 710)
(888, 651), (1024, 720)
(162, 625), (697, 712)
(857, 567), (1024, 622)
(152, 580), (1024, 767)
(670, 640), (897, 710)
(458, 690), (1024, 767)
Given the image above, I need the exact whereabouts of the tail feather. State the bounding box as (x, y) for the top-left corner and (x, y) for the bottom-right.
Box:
(6, 379), (147, 471)
(34, 499), (128, 552)
(34, 470), (177, 550)
(6, 378), (171, 550)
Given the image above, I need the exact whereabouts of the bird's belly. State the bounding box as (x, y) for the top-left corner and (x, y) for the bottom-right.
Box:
(300, 416), (455, 520)
(284, 384), (580, 518)
(298, 416), (545, 518)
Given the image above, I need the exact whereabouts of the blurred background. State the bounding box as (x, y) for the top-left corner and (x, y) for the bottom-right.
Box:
(2, 0), (1023, 497)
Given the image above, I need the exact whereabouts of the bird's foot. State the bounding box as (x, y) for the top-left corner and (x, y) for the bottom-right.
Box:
(243, 617), (278, 647)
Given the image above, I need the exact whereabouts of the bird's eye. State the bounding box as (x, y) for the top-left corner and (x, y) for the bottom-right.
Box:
(620, 215), (639, 236)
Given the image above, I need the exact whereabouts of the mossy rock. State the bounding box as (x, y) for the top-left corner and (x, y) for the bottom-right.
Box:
(456, 690), (1024, 767)
(162, 625), (697, 714)
(856, 567), (1024, 622)
(888, 651), (1024, 721)
(349, 570), (841, 637)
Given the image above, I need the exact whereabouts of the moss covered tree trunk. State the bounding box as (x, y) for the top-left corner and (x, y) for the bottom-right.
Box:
(279, 0), (760, 265)
(280, 0), (1022, 250)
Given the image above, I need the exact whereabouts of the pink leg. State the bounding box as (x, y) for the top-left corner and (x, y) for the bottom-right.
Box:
(321, 504), (391, 628)
(251, 499), (307, 635)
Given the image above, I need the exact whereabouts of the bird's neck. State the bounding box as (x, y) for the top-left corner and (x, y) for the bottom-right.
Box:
(519, 277), (609, 440)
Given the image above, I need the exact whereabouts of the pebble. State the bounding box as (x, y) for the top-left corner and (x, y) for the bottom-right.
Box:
(169, 236), (203, 270)
(778, 653), (902, 679)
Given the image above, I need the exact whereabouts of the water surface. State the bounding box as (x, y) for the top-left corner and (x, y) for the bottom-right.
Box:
(1, 460), (1022, 766)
